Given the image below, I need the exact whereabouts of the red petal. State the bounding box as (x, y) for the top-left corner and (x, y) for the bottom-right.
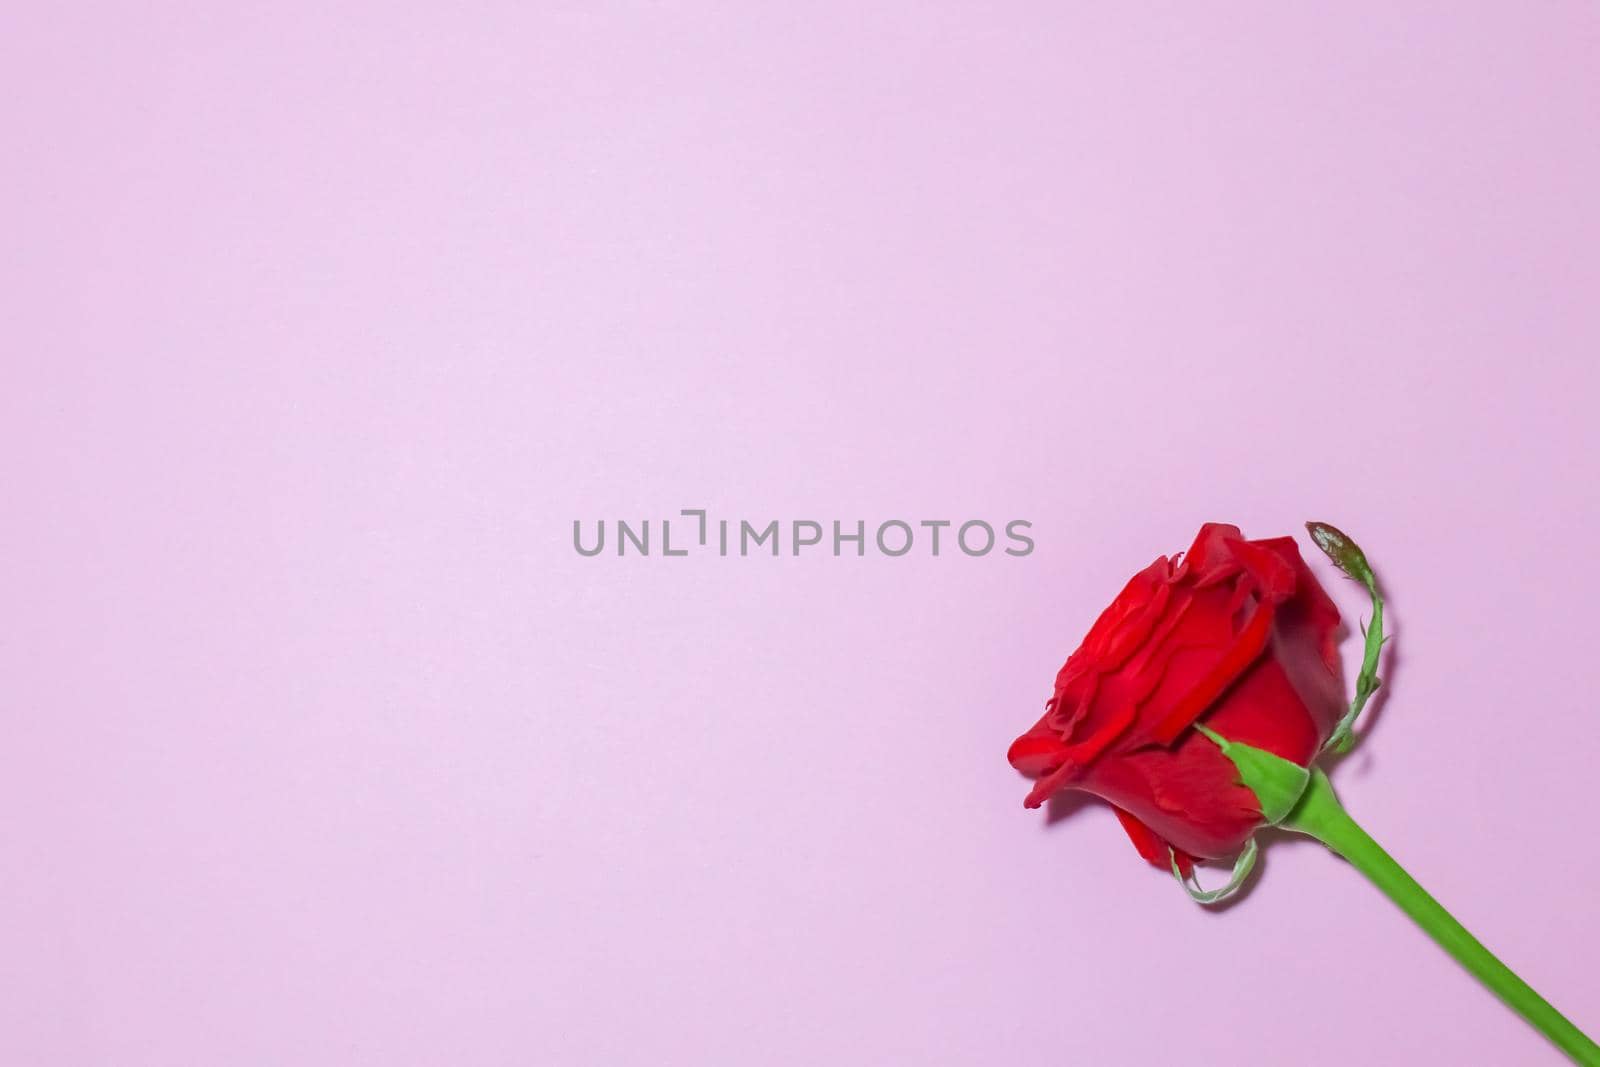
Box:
(1180, 523), (1245, 575)
(1202, 653), (1321, 766)
(1022, 701), (1137, 808)
(1146, 598), (1277, 744)
(1227, 537), (1297, 604)
(1083, 736), (1262, 860)
(1113, 807), (1196, 876)
(1256, 535), (1343, 673)
(1007, 732), (1069, 777)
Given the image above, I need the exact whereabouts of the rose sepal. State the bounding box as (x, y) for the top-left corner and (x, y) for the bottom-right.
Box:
(1192, 724), (1311, 825)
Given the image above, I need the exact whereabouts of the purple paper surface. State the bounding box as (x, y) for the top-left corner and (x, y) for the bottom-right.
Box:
(5, 5), (1599, 1065)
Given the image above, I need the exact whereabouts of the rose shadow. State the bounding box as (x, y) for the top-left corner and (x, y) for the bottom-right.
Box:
(1043, 790), (1096, 825)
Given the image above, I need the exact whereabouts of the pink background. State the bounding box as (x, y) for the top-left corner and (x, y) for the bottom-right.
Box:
(6, 5), (1599, 1065)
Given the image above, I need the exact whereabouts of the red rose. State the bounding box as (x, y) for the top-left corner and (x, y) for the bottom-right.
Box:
(1007, 522), (1345, 873)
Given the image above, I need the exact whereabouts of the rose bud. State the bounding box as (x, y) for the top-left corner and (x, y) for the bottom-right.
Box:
(1006, 522), (1344, 874)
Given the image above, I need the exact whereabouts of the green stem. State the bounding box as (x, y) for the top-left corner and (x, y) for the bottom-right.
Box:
(1324, 589), (1382, 753)
(1284, 770), (1600, 1066)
